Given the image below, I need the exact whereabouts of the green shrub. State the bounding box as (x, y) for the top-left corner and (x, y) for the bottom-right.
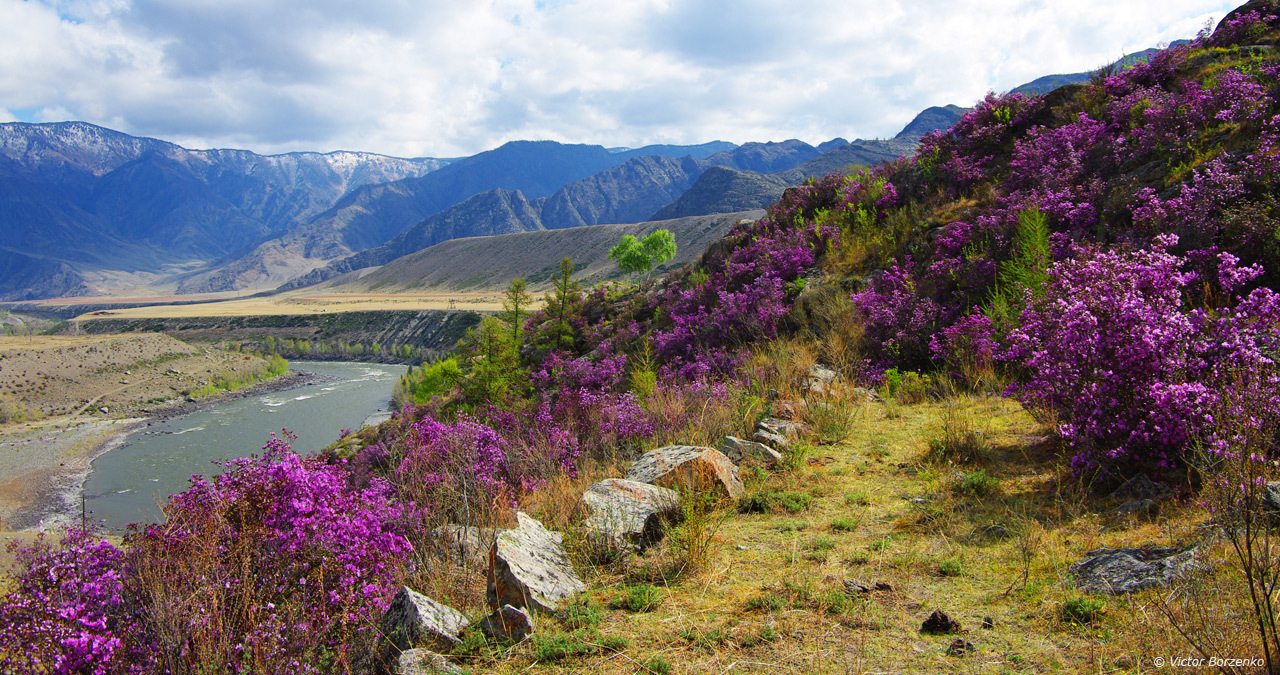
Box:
(530, 630), (596, 663)
(938, 558), (964, 577)
(745, 592), (786, 612)
(1061, 596), (1107, 625)
(956, 469), (1000, 498)
(642, 656), (673, 674)
(844, 490), (871, 506)
(557, 600), (603, 629)
(616, 584), (663, 612)
(809, 537), (836, 552)
(738, 489), (812, 514)
(830, 516), (861, 532)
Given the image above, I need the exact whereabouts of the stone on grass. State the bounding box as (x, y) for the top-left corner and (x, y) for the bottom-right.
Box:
(1069, 546), (1197, 595)
(379, 587), (470, 658)
(718, 436), (783, 468)
(843, 578), (893, 595)
(753, 429), (791, 451)
(920, 609), (962, 634)
(480, 604), (534, 643)
(808, 365), (839, 395)
(395, 648), (464, 675)
(487, 512), (586, 613)
(624, 445), (744, 499)
(582, 478), (679, 549)
(756, 417), (807, 439)
(946, 638), (976, 656)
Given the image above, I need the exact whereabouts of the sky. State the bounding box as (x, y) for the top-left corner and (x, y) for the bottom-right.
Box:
(0, 0), (1244, 158)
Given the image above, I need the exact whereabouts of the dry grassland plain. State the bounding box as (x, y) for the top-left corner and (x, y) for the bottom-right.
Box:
(51, 292), (517, 321)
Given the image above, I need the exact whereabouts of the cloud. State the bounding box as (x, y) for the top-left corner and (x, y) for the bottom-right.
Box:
(0, 0), (1244, 157)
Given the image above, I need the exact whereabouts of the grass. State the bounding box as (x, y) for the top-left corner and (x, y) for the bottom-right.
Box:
(328, 393), (1240, 672)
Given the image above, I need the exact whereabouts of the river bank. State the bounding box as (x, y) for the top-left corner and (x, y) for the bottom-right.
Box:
(0, 368), (322, 532)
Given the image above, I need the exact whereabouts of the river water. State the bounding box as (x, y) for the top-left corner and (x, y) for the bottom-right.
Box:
(82, 361), (398, 532)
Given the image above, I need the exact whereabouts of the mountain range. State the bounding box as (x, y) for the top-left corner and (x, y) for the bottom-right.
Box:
(1, 47), (1159, 301)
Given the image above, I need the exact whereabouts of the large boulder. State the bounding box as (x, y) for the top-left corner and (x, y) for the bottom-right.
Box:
(1069, 546), (1198, 595)
(379, 587), (470, 660)
(719, 436), (783, 468)
(487, 512), (586, 613)
(582, 478), (679, 549)
(756, 417), (808, 439)
(624, 445), (745, 499)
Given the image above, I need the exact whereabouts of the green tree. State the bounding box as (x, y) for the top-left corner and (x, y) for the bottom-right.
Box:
(539, 258), (581, 351)
(502, 277), (534, 345)
(609, 229), (677, 276)
(986, 206), (1051, 330)
(459, 316), (525, 403)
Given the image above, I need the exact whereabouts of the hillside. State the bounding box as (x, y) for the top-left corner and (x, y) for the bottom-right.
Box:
(326, 210), (760, 293)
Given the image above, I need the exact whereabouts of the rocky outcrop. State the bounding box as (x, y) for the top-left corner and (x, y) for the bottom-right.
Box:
(487, 512), (586, 613)
(480, 604), (535, 643)
(582, 478), (679, 549)
(379, 587), (470, 661)
(1069, 546), (1198, 594)
(624, 445), (745, 499)
(718, 436), (783, 468)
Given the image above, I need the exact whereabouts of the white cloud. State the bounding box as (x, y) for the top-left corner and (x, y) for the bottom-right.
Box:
(0, 0), (1245, 156)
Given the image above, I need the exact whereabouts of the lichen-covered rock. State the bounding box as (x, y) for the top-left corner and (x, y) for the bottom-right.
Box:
(719, 436), (783, 468)
(582, 478), (679, 549)
(379, 587), (470, 660)
(1069, 546), (1197, 595)
(479, 604), (535, 643)
(753, 428), (791, 451)
(624, 445), (745, 499)
(756, 417), (808, 439)
(395, 648), (464, 675)
(487, 512), (586, 612)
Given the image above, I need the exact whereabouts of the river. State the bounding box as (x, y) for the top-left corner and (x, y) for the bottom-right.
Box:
(82, 361), (398, 532)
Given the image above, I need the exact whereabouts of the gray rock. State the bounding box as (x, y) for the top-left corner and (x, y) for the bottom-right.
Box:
(582, 478), (679, 549)
(718, 436), (783, 468)
(753, 429), (791, 451)
(852, 387), (880, 402)
(756, 417), (807, 439)
(946, 638), (976, 656)
(379, 587), (470, 659)
(808, 365), (839, 395)
(1069, 546), (1198, 595)
(1264, 482), (1280, 515)
(487, 512), (586, 612)
(624, 445), (745, 500)
(480, 604), (534, 643)
(395, 648), (464, 675)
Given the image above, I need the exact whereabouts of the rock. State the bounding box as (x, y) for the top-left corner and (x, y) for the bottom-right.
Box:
(379, 587), (470, 658)
(394, 648), (464, 675)
(98, 406), (109, 414)
(1109, 475), (1173, 502)
(843, 579), (894, 595)
(624, 445), (744, 500)
(1263, 482), (1280, 516)
(718, 436), (783, 468)
(808, 365), (839, 394)
(852, 387), (880, 402)
(487, 512), (586, 612)
(921, 610), (962, 634)
(756, 417), (807, 439)
(946, 638), (976, 656)
(431, 525), (499, 566)
(581, 478), (679, 549)
(1069, 546), (1198, 595)
(981, 616), (996, 630)
(480, 604), (534, 643)
(753, 429), (791, 451)
(772, 402), (799, 420)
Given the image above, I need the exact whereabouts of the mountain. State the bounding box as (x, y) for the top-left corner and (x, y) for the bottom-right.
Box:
(1011, 42), (1191, 96)
(0, 122), (448, 299)
(651, 167), (795, 220)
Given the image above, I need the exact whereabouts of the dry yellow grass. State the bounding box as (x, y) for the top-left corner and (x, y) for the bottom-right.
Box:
(64, 291), (530, 321)
(438, 392), (1243, 674)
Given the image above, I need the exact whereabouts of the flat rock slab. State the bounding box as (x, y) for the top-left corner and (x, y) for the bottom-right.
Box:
(1069, 546), (1198, 595)
(624, 445), (744, 499)
(379, 586), (470, 657)
(487, 512), (586, 613)
(1109, 475), (1173, 501)
(719, 436), (783, 468)
(583, 478), (679, 549)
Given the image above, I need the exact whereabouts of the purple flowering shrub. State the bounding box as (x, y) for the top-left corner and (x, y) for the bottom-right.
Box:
(130, 430), (410, 674)
(0, 529), (156, 675)
(998, 236), (1280, 474)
